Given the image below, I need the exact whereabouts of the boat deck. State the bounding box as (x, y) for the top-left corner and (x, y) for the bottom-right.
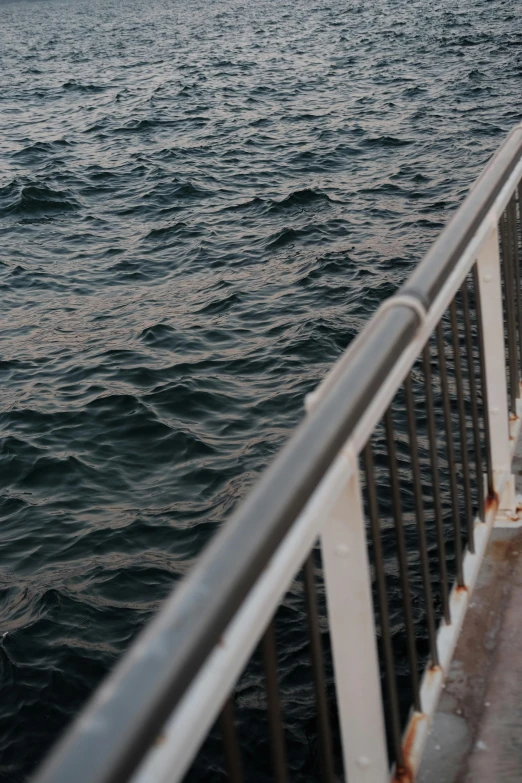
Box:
(419, 439), (522, 783)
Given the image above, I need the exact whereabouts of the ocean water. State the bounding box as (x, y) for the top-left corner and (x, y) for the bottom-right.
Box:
(1, 0), (522, 779)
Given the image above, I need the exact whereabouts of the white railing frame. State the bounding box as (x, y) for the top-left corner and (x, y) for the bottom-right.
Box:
(133, 156), (522, 783)
(477, 223), (516, 511)
(320, 451), (389, 782)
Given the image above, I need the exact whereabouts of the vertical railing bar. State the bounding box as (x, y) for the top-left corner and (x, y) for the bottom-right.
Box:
(476, 223), (515, 512)
(320, 468), (389, 781)
(261, 622), (289, 783)
(509, 194), (522, 378)
(472, 263), (495, 498)
(450, 297), (475, 554)
(384, 406), (422, 709)
(303, 553), (336, 783)
(421, 343), (451, 623)
(362, 442), (404, 769)
(518, 183), (522, 377)
(436, 320), (465, 586)
(404, 372), (439, 666)
(461, 278), (485, 523)
(500, 211), (518, 413)
(219, 697), (244, 783)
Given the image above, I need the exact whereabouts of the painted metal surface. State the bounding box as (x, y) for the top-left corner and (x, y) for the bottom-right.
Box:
(476, 224), (515, 510)
(321, 456), (389, 783)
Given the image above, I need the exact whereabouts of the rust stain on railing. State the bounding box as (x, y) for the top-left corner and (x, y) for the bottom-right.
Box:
(485, 492), (499, 517)
(391, 712), (425, 783)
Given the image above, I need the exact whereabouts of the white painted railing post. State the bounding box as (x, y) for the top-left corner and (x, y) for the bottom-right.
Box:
(320, 448), (388, 783)
(476, 223), (515, 511)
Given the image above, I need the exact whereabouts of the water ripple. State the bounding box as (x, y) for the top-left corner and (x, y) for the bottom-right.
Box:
(0, 0), (521, 778)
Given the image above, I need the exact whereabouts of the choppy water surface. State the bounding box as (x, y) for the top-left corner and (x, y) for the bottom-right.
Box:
(1, 0), (522, 778)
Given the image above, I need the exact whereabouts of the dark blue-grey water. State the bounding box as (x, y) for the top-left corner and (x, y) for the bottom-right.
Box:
(1, 0), (521, 779)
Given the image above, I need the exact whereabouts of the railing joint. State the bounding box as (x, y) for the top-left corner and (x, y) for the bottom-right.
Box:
(377, 293), (428, 330)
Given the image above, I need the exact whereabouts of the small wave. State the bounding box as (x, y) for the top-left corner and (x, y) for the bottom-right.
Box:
(62, 80), (106, 93)
(228, 188), (336, 216)
(158, 181), (213, 201)
(82, 120), (110, 135)
(143, 221), (197, 241)
(195, 291), (243, 315)
(266, 219), (349, 250)
(12, 139), (71, 160)
(139, 323), (177, 347)
(457, 35), (484, 46)
(212, 59), (235, 68)
(362, 135), (413, 149)
(149, 147), (183, 161)
(0, 181), (81, 218)
(289, 145), (363, 169)
(360, 181), (405, 195)
(113, 117), (181, 134)
(266, 226), (300, 249)
(402, 85), (427, 97)
(299, 251), (354, 285)
(248, 117), (273, 129)
(227, 196), (266, 213)
(84, 166), (121, 183)
(275, 188), (335, 209)
(113, 118), (159, 133)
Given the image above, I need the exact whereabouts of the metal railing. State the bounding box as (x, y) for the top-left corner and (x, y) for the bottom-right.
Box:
(33, 124), (522, 783)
